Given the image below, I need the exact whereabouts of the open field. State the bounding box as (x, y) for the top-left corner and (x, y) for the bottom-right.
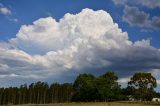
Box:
(13, 102), (160, 106)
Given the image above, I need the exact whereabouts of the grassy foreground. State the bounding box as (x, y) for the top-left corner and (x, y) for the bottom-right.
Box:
(13, 102), (160, 106)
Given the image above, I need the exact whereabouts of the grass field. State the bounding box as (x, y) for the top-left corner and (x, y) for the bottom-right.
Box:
(13, 102), (160, 106)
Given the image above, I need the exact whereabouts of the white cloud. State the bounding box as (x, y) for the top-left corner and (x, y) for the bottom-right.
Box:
(0, 4), (18, 22)
(0, 8), (160, 87)
(0, 7), (11, 15)
(0, 64), (10, 71)
(8, 18), (18, 22)
(118, 77), (130, 83)
(0, 74), (18, 78)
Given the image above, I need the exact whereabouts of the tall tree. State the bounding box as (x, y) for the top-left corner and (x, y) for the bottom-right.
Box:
(73, 74), (97, 101)
(50, 83), (60, 103)
(96, 71), (120, 101)
(128, 72), (157, 101)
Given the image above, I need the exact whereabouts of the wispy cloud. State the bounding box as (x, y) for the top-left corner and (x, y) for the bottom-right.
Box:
(0, 7), (11, 15)
(0, 3), (19, 23)
(8, 17), (18, 22)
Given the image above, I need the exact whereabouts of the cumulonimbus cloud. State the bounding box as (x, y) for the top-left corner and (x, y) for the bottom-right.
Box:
(0, 8), (160, 87)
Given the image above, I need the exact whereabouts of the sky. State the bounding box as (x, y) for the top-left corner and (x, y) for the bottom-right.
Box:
(0, 0), (160, 91)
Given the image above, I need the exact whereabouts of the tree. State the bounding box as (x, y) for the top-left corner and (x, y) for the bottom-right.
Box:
(28, 83), (35, 103)
(0, 71), (158, 105)
(72, 72), (121, 102)
(73, 74), (98, 101)
(50, 83), (61, 103)
(96, 71), (121, 101)
(128, 72), (157, 101)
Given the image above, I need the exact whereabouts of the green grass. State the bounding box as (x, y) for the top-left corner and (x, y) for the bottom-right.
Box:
(12, 102), (160, 106)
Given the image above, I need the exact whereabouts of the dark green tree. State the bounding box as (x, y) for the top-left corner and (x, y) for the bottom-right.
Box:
(96, 71), (120, 101)
(73, 74), (98, 101)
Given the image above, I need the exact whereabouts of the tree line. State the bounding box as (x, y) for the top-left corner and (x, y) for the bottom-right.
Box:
(0, 71), (159, 105)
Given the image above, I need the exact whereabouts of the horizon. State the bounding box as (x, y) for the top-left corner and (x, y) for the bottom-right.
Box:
(0, 0), (160, 92)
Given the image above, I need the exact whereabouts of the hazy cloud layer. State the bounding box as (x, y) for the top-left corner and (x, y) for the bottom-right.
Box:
(0, 8), (160, 86)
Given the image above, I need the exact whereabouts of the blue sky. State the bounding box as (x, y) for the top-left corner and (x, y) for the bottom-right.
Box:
(0, 0), (160, 91)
